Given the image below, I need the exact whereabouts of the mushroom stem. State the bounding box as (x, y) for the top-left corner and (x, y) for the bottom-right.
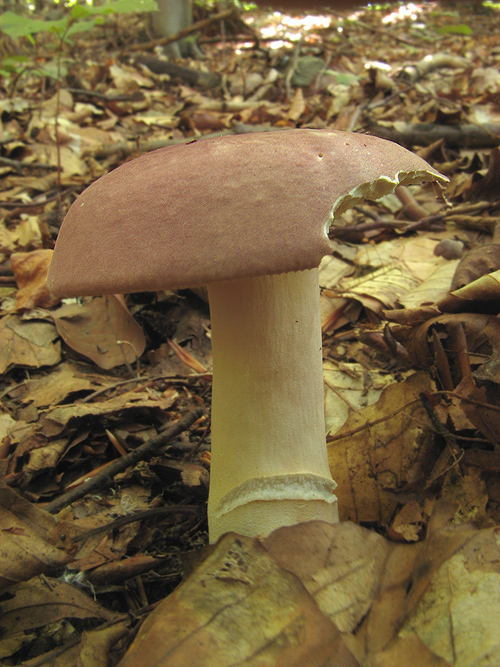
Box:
(207, 269), (338, 543)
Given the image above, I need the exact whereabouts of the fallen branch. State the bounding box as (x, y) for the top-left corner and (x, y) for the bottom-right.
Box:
(134, 55), (221, 89)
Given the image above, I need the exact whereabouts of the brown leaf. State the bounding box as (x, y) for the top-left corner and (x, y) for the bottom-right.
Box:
(19, 363), (114, 409)
(0, 314), (61, 374)
(0, 482), (71, 592)
(17, 620), (130, 667)
(0, 216), (43, 254)
(464, 146), (500, 202)
(11, 249), (59, 311)
(117, 533), (338, 667)
(400, 523), (500, 666)
(115, 513), (500, 667)
(167, 338), (207, 373)
(35, 388), (177, 438)
(438, 268), (500, 313)
(395, 313), (500, 373)
(76, 621), (130, 667)
(451, 243), (500, 290)
(264, 521), (390, 633)
(327, 372), (435, 524)
(371, 634), (452, 667)
(52, 295), (146, 370)
(0, 577), (119, 637)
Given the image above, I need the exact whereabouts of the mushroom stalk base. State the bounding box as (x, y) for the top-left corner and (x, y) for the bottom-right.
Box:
(207, 269), (338, 543)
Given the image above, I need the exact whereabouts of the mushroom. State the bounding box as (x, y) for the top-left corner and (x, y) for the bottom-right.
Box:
(47, 129), (447, 543)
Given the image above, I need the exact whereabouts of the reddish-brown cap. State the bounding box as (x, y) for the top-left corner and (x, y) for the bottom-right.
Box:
(47, 129), (447, 296)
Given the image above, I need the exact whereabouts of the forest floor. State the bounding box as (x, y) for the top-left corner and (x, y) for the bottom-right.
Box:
(1, 2), (500, 665)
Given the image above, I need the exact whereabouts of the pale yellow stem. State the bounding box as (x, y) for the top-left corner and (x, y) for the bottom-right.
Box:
(207, 269), (338, 543)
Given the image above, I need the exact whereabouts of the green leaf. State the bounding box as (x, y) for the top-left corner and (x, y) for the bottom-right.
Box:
(66, 18), (99, 37)
(38, 59), (68, 80)
(70, 4), (93, 20)
(0, 11), (70, 38)
(89, 0), (158, 15)
(435, 23), (473, 35)
(0, 54), (30, 76)
(326, 71), (360, 85)
(0, 0), (156, 41)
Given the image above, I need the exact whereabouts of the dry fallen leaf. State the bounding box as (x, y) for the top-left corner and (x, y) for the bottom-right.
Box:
(23, 621), (131, 667)
(18, 362), (114, 409)
(116, 509), (500, 667)
(0, 576), (119, 637)
(328, 372), (435, 524)
(9, 388), (179, 488)
(35, 388), (178, 438)
(11, 249), (59, 311)
(399, 312), (500, 380)
(399, 525), (500, 667)
(0, 314), (61, 374)
(264, 521), (390, 634)
(117, 533), (339, 667)
(451, 243), (500, 290)
(0, 482), (71, 592)
(52, 295), (146, 369)
(438, 267), (500, 312)
(0, 216), (43, 254)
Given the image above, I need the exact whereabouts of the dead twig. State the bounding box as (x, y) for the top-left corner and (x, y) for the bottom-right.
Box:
(44, 408), (204, 514)
(73, 505), (201, 543)
(80, 371), (210, 404)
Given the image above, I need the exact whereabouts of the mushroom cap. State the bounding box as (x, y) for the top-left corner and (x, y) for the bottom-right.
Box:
(48, 129), (447, 296)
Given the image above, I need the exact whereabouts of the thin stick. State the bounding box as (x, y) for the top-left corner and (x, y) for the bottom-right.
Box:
(44, 408), (203, 514)
(81, 371), (209, 404)
(73, 505), (201, 543)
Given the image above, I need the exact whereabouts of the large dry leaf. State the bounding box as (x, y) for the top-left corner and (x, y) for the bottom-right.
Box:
(328, 371), (435, 523)
(264, 521), (391, 633)
(117, 533), (339, 667)
(9, 388), (178, 485)
(399, 525), (500, 667)
(117, 514), (500, 667)
(0, 482), (71, 592)
(355, 237), (445, 281)
(341, 237), (454, 312)
(334, 263), (419, 313)
(451, 243), (500, 290)
(52, 295), (146, 370)
(399, 260), (458, 310)
(0, 314), (61, 374)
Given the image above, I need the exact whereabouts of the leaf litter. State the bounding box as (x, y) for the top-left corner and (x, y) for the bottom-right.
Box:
(1, 1), (500, 665)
